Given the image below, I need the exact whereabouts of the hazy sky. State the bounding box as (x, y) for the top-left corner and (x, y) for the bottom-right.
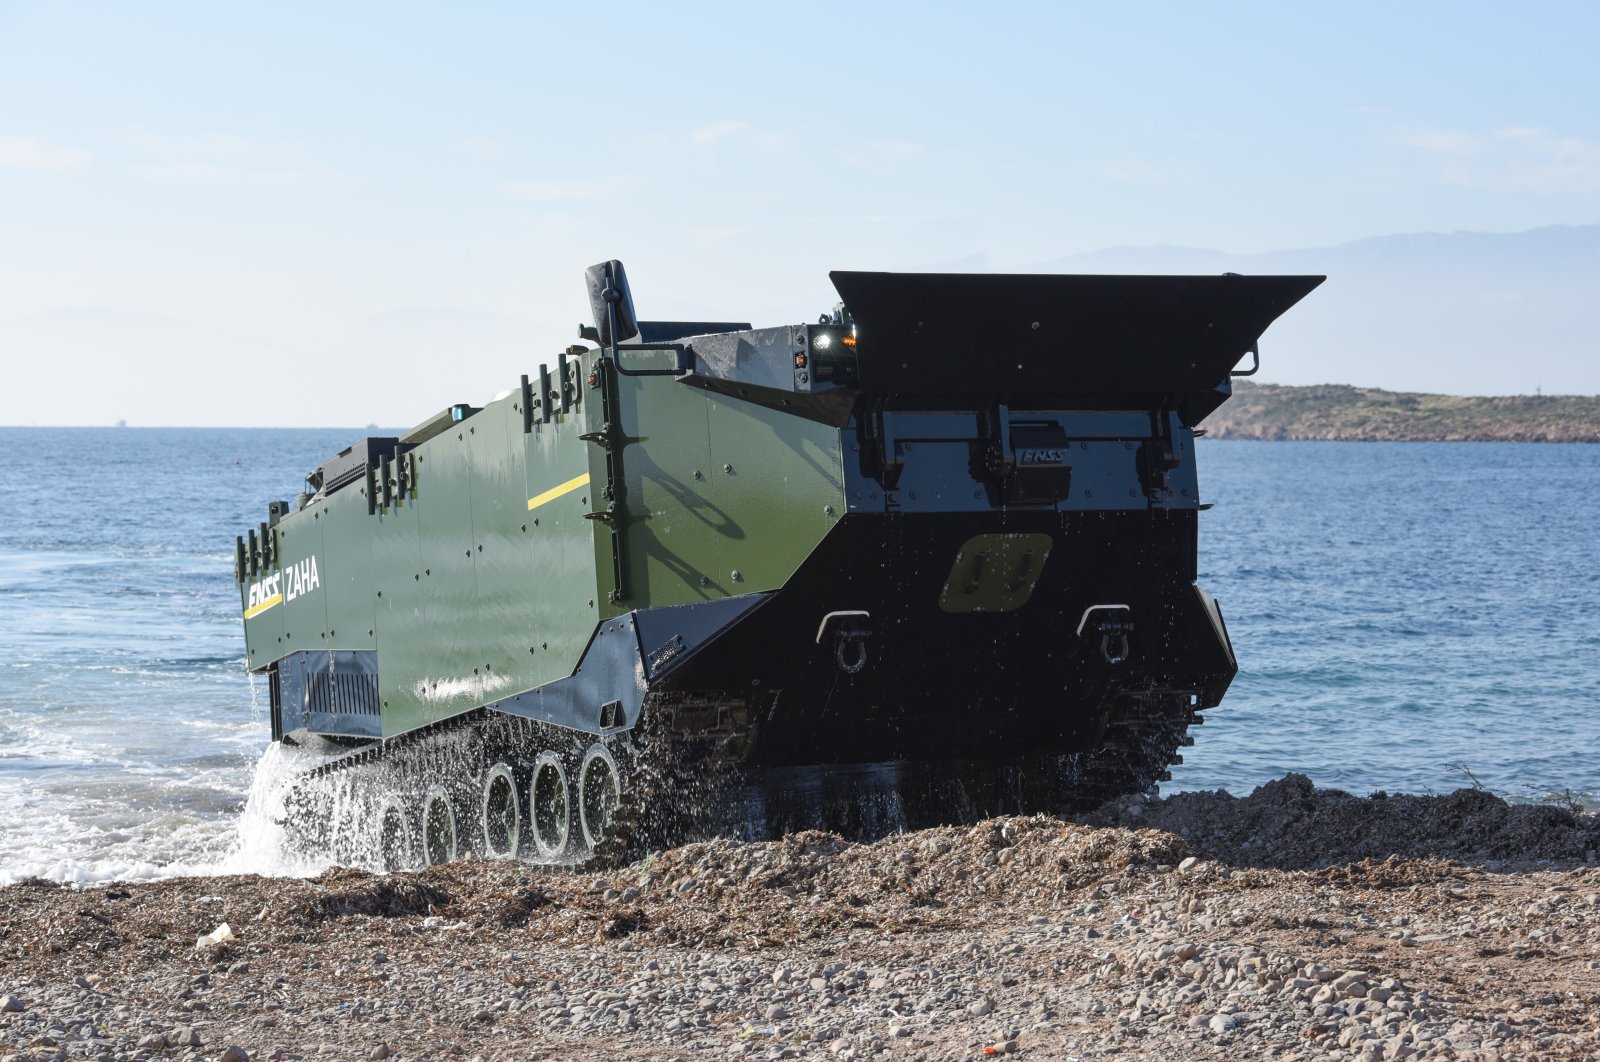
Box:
(2, 1), (1597, 425)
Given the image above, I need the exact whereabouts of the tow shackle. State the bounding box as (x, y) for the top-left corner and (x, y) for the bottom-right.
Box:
(1077, 604), (1134, 667)
(835, 632), (869, 674)
(1100, 629), (1131, 666)
(817, 609), (873, 676)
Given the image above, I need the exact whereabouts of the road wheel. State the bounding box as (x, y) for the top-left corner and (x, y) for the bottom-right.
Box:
(577, 744), (623, 854)
(421, 786), (458, 866)
(480, 763), (521, 859)
(529, 751), (572, 859)
(377, 797), (418, 871)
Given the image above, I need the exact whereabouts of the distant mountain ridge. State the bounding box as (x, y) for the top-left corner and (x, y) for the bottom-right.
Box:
(1032, 222), (1600, 397)
(1206, 380), (1600, 442)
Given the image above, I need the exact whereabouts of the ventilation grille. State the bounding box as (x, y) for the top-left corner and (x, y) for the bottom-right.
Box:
(307, 669), (380, 717)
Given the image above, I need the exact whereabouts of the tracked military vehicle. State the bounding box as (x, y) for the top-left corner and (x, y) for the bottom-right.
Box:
(235, 262), (1322, 868)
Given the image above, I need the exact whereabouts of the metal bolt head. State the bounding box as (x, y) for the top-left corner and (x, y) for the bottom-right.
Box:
(723, 463), (733, 473)
(824, 505), (835, 516)
(731, 569), (742, 581)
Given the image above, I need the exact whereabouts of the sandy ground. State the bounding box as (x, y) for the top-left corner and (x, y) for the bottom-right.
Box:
(3, 776), (1598, 1062)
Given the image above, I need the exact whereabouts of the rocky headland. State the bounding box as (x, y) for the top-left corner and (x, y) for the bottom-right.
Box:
(1206, 382), (1600, 442)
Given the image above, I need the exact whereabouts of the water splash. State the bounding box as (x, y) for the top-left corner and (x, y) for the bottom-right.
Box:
(214, 740), (339, 878)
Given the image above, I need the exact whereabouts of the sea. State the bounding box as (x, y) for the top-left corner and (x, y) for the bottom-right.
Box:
(1, 427), (1597, 885)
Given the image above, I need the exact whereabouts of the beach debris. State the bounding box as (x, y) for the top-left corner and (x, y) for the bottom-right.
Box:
(195, 922), (234, 950)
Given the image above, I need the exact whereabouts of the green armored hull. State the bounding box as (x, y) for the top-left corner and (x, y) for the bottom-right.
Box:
(235, 262), (1321, 867)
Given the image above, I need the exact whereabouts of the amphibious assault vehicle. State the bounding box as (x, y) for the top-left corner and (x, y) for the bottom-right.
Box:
(235, 262), (1322, 868)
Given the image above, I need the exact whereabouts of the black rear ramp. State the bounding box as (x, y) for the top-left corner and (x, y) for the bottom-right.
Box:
(830, 271), (1324, 398)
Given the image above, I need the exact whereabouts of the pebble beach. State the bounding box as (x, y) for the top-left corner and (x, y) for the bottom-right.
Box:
(4, 777), (1598, 1062)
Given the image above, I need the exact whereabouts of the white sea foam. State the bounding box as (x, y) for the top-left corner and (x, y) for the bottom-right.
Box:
(213, 740), (341, 878)
(0, 740), (344, 885)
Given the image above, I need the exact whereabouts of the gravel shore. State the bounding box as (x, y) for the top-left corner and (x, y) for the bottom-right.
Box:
(4, 776), (1598, 1062)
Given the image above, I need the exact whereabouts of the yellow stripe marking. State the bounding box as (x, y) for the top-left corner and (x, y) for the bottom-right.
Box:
(243, 593), (283, 619)
(527, 472), (591, 511)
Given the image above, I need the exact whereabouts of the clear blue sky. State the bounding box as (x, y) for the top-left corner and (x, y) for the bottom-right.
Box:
(2, 1), (1596, 425)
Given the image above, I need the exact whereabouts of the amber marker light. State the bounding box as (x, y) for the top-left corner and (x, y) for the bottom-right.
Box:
(795, 353), (808, 367)
(841, 334), (857, 347)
